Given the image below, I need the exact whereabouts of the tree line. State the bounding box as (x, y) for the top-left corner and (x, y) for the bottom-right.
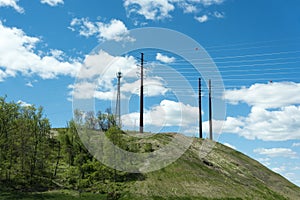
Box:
(0, 97), (143, 196)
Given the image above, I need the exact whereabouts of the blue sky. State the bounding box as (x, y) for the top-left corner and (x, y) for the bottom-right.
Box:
(1, 0), (300, 186)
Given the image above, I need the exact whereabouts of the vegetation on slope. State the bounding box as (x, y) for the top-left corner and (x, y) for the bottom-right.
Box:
(127, 139), (300, 200)
(0, 97), (300, 200)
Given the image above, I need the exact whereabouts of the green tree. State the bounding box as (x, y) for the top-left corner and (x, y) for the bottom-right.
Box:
(0, 97), (52, 187)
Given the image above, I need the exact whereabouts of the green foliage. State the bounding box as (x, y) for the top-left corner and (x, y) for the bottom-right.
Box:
(1, 99), (299, 199)
(0, 190), (107, 200)
(0, 99), (134, 194)
(0, 97), (53, 189)
(143, 143), (154, 152)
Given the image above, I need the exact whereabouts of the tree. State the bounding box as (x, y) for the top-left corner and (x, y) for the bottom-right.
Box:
(0, 97), (52, 187)
(97, 108), (116, 132)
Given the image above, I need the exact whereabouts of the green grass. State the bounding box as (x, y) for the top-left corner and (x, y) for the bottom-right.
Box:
(121, 137), (300, 200)
(0, 190), (106, 200)
(1, 133), (300, 200)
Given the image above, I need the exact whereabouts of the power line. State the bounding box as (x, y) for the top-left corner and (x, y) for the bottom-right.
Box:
(166, 56), (300, 65)
(150, 60), (300, 69)
(160, 50), (300, 63)
(153, 71), (298, 79)
(145, 66), (300, 75)
(204, 37), (300, 50)
(129, 37), (300, 54)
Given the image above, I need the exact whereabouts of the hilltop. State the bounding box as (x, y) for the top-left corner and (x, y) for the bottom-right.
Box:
(116, 133), (300, 200)
(1, 127), (300, 200)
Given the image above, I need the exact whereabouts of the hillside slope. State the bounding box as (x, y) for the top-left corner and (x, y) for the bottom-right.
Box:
(119, 134), (300, 200)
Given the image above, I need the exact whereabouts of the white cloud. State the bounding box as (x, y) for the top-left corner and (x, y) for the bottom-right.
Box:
(0, 21), (81, 80)
(78, 49), (138, 80)
(124, 0), (175, 20)
(223, 142), (236, 150)
(68, 82), (97, 100)
(40, 0), (64, 6)
(293, 143), (300, 147)
(0, 0), (24, 13)
(214, 11), (224, 18)
(224, 82), (300, 109)
(49, 49), (65, 61)
(69, 81), (120, 101)
(17, 100), (31, 107)
(98, 19), (135, 42)
(272, 166), (286, 174)
(212, 106), (300, 141)
(69, 18), (99, 37)
(122, 100), (199, 128)
(70, 50), (169, 101)
(122, 77), (169, 97)
(195, 15), (208, 23)
(69, 18), (134, 42)
(156, 53), (176, 63)
(257, 157), (271, 167)
(179, 2), (197, 13)
(241, 106), (300, 141)
(292, 166), (300, 170)
(201, 117), (243, 135)
(254, 148), (298, 159)
(70, 76), (169, 101)
(25, 82), (33, 87)
(284, 172), (297, 181)
(220, 82), (300, 141)
(195, 0), (224, 6)
(124, 0), (225, 21)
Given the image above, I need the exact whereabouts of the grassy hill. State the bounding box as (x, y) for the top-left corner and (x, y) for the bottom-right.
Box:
(1, 132), (300, 200)
(118, 133), (300, 200)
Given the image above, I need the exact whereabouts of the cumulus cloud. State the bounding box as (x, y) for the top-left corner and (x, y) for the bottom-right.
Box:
(272, 166), (286, 173)
(122, 99), (199, 128)
(179, 2), (197, 13)
(17, 100), (32, 107)
(224, 82), (300, 109)
(49, 49), (65, 61)
(69, 50), (136, 100)
(123, 0), (225, 21)
(213, 11), (224, 18)
(207, 106), (300, 141)
(254, 148), (298, 159)
(40, 0), (64, 6)
(68, 82), (97, 100)
(197, 0), (224, 6)
(70, 18), (97, 37)
(124, 0), (175, 20)
(122, 77), (169, 97)
(156, 53), (176, 63)
(70, 50), (169, 101)
(293, 143), (300, 147)
(223, 142), (236, 150)
(195, 15), (208, 23)
(0, 0), (24, 13)
(219, 82), (300, 141)
(201, 117), (242, 135)
(257, 157), (271, 167)
(78, 49), (138, 80)
(69, 18), (135, 42)
(0, 21), (81, 80)
(25, 82), (33, 87)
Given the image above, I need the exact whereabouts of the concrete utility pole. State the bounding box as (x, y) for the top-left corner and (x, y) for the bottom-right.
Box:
(139, 53), (144, 133)
(208, 79), (213, 140)
(116, 71), (122, 128)
(199, 78), (202, 139)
